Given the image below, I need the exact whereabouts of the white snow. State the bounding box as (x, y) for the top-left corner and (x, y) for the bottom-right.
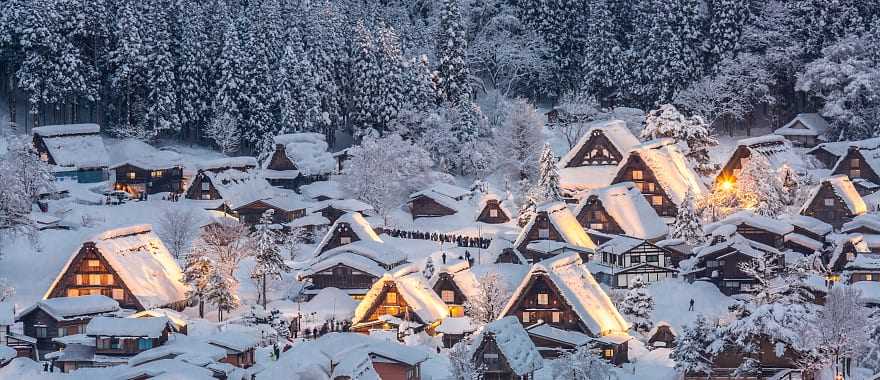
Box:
(353, 270), (448, 325)
(270, 133), (335, 176)
(480, 316), (544, 375)
(630, 139), (707, 206)
(197, 157), (257, 171)
(704, 210), (794, 236)
(16, 295), (119, 321)
(86, 316), (169, 338)
(802, 175), (867, 215)
(774, 113), (829, 137)
(37, 128), (110, 170)
(32, 123), (101, 137)
(207, 331), (259, 353)
(558, 120), (641, 169)
(315, 212), (383, 254)
(576, 182), (667, 240)
(514, 201), (597, 251)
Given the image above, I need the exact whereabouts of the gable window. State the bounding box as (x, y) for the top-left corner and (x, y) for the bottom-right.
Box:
(151, 170), (163, 178)
(386, 292), (398, 304)
(201, 194), (211, 200)
(866, 274), (873, 281)
(441, 290), (456, 303)
(724, 281), (741, 289)
(67, 288), (79, 297)
(538, 228), (550, 239)
(89, 274), (102, 285)
(127, 172), (136, 179)
(112, 288), (124, 300)
(339, 236), (352, 245)
(851, 158), (860, 168)
(851, 169), (861, 178)
(522, 312), (530, 323)
(87, 259), (101, 269)
(632, 170), (644, 180)
(631, 256), (641, 264)
(645, 182), (655, 192)
(489, 209), (498, 218)
(707, 260), (719, 268)
(646, 255), (659, 263)
(824, 198), (835, 207)
(201, 182), (210, 191)
(651, 196), (663, 206)
(35, 327), (47, 338)
(104, 274), (114, 285)
(552, 312), (562, 323)
(590, 223), (604, 230)
(57, 328), (67, 337)
(537, 293), (550, 305)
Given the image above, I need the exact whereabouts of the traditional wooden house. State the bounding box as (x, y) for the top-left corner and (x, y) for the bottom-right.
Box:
(1, 302), (36, 361)
(522, 322), (631, 364)
(350, 268), (449, 334)
(111, 158), (184, 198)
(315, 212), (382, 255)
(130, 309), (188, 335)
(32, 124), (110, 183)
(207, 331), (258, 369)
(0, 302), (10, 347)
(715, 135), (806, 187)
(591, 235), (679, 288)
(408, 183), (472, 219)
(574, 182), (667, 241)
(44, 225), (189, 311)
(807, 137), (880, 169)
(429, 260), (477, 318)
(842, 213), (880, 236)
(844, 253), (880, 283)
(501, 252), (631, 360)
(471, 316), (543, 380)
(703, 211), (794, 250)
(514, 202), (596, 263)
(647, 322), (677, 348)
(15, 295), (119, 355)
(706, 335), (803, 379)
(800, 175), (868, 229)
(780, 215), (833, 255)
(773, 113), (829, 147)
(50, 316), (173, 372)
(264, 133), (335, 191)
(231, 196), (307, 226)
(557, 120), (641, 192)
(475, 192), (514, 224)
(435, 316), (476, 348)
(829, 146), (880, 194)
(309, 199), (374, 224)
(685, 234), (782, 296)
(611, 139), (706, 218)
(185, 157), (261, 204)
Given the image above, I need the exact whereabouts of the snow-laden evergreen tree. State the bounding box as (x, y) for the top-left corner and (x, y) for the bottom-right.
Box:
(583, 0), (626, 103)
(778, 164), (807, 207)
(448, 338), (481, 380)
(642, 104), (718, 176)
(670, 190), (705, 245)
(205, 111), (241, 154)
(495, 98), (543, 182)
(637, 0), (705, 103)
(551, 344), (615, 380)
(276, 32), (321, 133)
(533, 143), (564, 203)
(141, 0), (178, 137)
(436, 0), (470, 105)
(211, 13), (247, 147)
(463, 272), (509, 326)
(349, 20), (380, 137)
(786, 0), (872, 59)
(803, 284), (872, 374)
(206, 268), (239, 322)
(250, 210), (290, 309)
(618, 277), (654, 333)
(706, 0), (749, 63)
(240, 0), (284, 150)
(109, 0), (148, 136)
(176, 1), (213, 140)
(183, 252), (213, 318)
(423, 256), (435, 279)
(671, 314), (715, 376)
(736, 154), (786, 217)
(864, 311), (880, 373)
(0, 136), (54, 251)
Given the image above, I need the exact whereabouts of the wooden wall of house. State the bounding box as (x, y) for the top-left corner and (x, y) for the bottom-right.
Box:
(801, 183), (858, 229)
(410, 196), (456, 218)
(832, 149), (880, 184)
(612, 155), (678, 217)
(184, 172), (222, 200)
(220, 348), (255, 369)
(307, 264), (377, 290)
(235, 201), (303, 225)
(266, 145), (298, 171)
(576, 198), (624, 235)
(18, 308), (62, 352)
(46, 243), (143, 310)
(735, 224), (784, 249)
(517, 212), (564, 262)
(354, 282), (423, 331)
(94, 332), (167, 355)
(565, 131), (624, 167)
(809, 148), (842, 169)
(373, 361), (419, 380)
(476, 200), (510, 224)
(113, 164), (183, 195)
(648, 326), (676, 348)
(32, 135), (56, 165)
(526, 334), (575, 358)
(319, 222), (362, 253)
(711, 337), (799, 372)
(473, 334), (521, 380)
(691, 250), (760, 296)
(716, 146), (751, 183)
(505, 274), (581, 332)
(849, 272), (880, 283)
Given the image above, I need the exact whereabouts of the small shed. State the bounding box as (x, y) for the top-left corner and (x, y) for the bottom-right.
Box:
(773, 113), (829, 147)
(646, 321), (677, 348)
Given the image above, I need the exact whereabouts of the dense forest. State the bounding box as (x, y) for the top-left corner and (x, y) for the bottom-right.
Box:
(0, 0), (879, 156)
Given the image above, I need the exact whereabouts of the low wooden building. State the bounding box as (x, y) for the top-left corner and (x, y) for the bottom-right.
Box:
(32, 123), (110, 183)
(184, 157), (260, 203)
(514, 202), (596, 263)
(800, 175), (868, 229)
(685, 235), (782, 296)
(523, 322), (631, 365)
(207, 331), (258, 369)
(807, 137), (880, 169)
(704, 211), (794, 250)
(472, 317), (544, 380)
(830, 146), (880, 194)
(574, 182), (667, 241)
(45, 225), (189, 311)
(111, 159), (183, 198)
(315, 212), (383, 255)
(500, 253), (631, 363)
(15, 295), (119, 356)
(408, 183), (471, 219)
(592, 235), (678, 288)
(475, 193), (513, 224)
(703, 335), (802, 379)
(714, 134), (806, 188)
(646, 322), (676, 349)
(231, 197), (307, 226)
(350, 271), (448, 335)
(50, 316), (173, 373)
(558, 120), (641, 192)
(309, 199), (374, 224)
(773, 113), (829, 147)
(781, 215), (832, 255)
(611, 139), (706, 218)
(264, 133), (334, 191)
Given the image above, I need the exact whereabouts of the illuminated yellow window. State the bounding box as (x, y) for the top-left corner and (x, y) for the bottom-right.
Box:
(104, 275), (114, 285)
(75, 274), (84, 285)
(522, 312), (530, 323)
(489, 209), (498, 218)
(67, 288), (79, 297)
(127, 172), (136, 179)
(87, 259), (101, 268)
(552, 312), (561, 323)
(449, 306), (465, 317)
(89, 274), (102, 285)
(112, 288), (124, 300)
(632, 170), (643, 180)
(651, 196), (663, 206)
(441, 290), (456, 303)
(386, 292), (397, 304)
(537, 293), (549, 305)
(604, 349), (614, 358)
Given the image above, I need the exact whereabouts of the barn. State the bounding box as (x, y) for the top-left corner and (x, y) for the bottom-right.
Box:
(32, 123), (110, 183)
(407, 183), (472, 219)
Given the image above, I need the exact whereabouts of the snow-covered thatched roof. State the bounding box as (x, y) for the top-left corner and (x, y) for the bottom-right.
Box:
(315, 212), (383, 253)
(200, 169), (274, 209)
(86, 316), (169, 338)
(16, 295), (119, 322)
(514, 202), (596, 251)
(558, 120), (640, 168)
(575, 182), (667, 240)
(734, 134), (807, 172)
(780, 214), (833, 236)
(207, 331), (260, 353)
(501, 252), (629, 335)
(479, 316), (543, 375)
(801, 175), (868, 215)
(309, 199), (374, 214)
(842, 214), (880, 234)
(693, 234), (780, 261)
(807, 137), (880, 158)
(198, 156), (257, 171)
(628, 139), (706, 206)
(353, 268), (449, 325)
(774, 113), (829, 137)
(33, 123), (110, 169)
(301, 252), (389, 279)
(46, 225), (189, 310)
(704, 211), (794, 236)
(269, 133), (335, 176)
(409, 182), (473, 213)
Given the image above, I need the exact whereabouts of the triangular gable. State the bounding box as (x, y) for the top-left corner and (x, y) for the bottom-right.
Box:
(476, 198), (511, 223)
(266, 144), (298, 171)
(316, 213), (382, 255)
(45, 242), (147, 310)
(558, 121), (640, 168)
(575, 182), (666, 240)
(801, 176), (868, 216)
(831, 148), (880, 182)
(431, 272), (467, 306)
(514, 203), (595, 259)
(613, 140), (706, 208)
(352, 273), (448, 328)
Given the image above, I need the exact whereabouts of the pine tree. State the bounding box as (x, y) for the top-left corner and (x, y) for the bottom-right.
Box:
(551, 344), (615, 380)
(276, 32), (321, 133)
(706, 0), (749, 63)
(141, 0), (178, 137)
(250, 210), (290, 309)
(864, 311), (880, 373)
(183, 253), (213, 318)
(642, 104), (718, 175)
(176, 1), (213, 140)
(583, 0), (626, 102)
(206, 268), (238, 322)
(671, 314), (715, 376)
(436, 0), (471, 104)
(670, 190), (705, 245)
(423, 256), (435, 279)
(211, 12), (247, 147)
(534, 143), (563, 203)
(618, 277), (654, 333)
(637, 0), (705, 103)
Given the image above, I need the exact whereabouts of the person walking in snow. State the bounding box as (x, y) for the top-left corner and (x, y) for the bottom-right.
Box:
(688, 298), (695, 311)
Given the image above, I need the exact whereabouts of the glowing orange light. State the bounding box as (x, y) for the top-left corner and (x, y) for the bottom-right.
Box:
(720, 180), (734, 191)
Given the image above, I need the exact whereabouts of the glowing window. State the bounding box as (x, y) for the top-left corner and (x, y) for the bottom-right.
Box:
(590, 223), (603, 230)
(340, 237), (352, 245)
(824, 198), (834, 207)
(651, 196), (663, 206)
(552, 312), (561, 323)
(522, 312), (530, 323)
(127, 172), (136, 179)
(89, 274), (102, 285)
(386, 292), (397, 304)
(75, 274), (84, 285)
(67, 288), (79, 297)
(441, 290), (456, 303)
(112, 288), (124, 300)
(632, 170), (644, 180)
(604, 349), (614, 358)
(87, 259), (101, 268)
(489, 209), (498, 218)
(537, 293), (549, 305)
